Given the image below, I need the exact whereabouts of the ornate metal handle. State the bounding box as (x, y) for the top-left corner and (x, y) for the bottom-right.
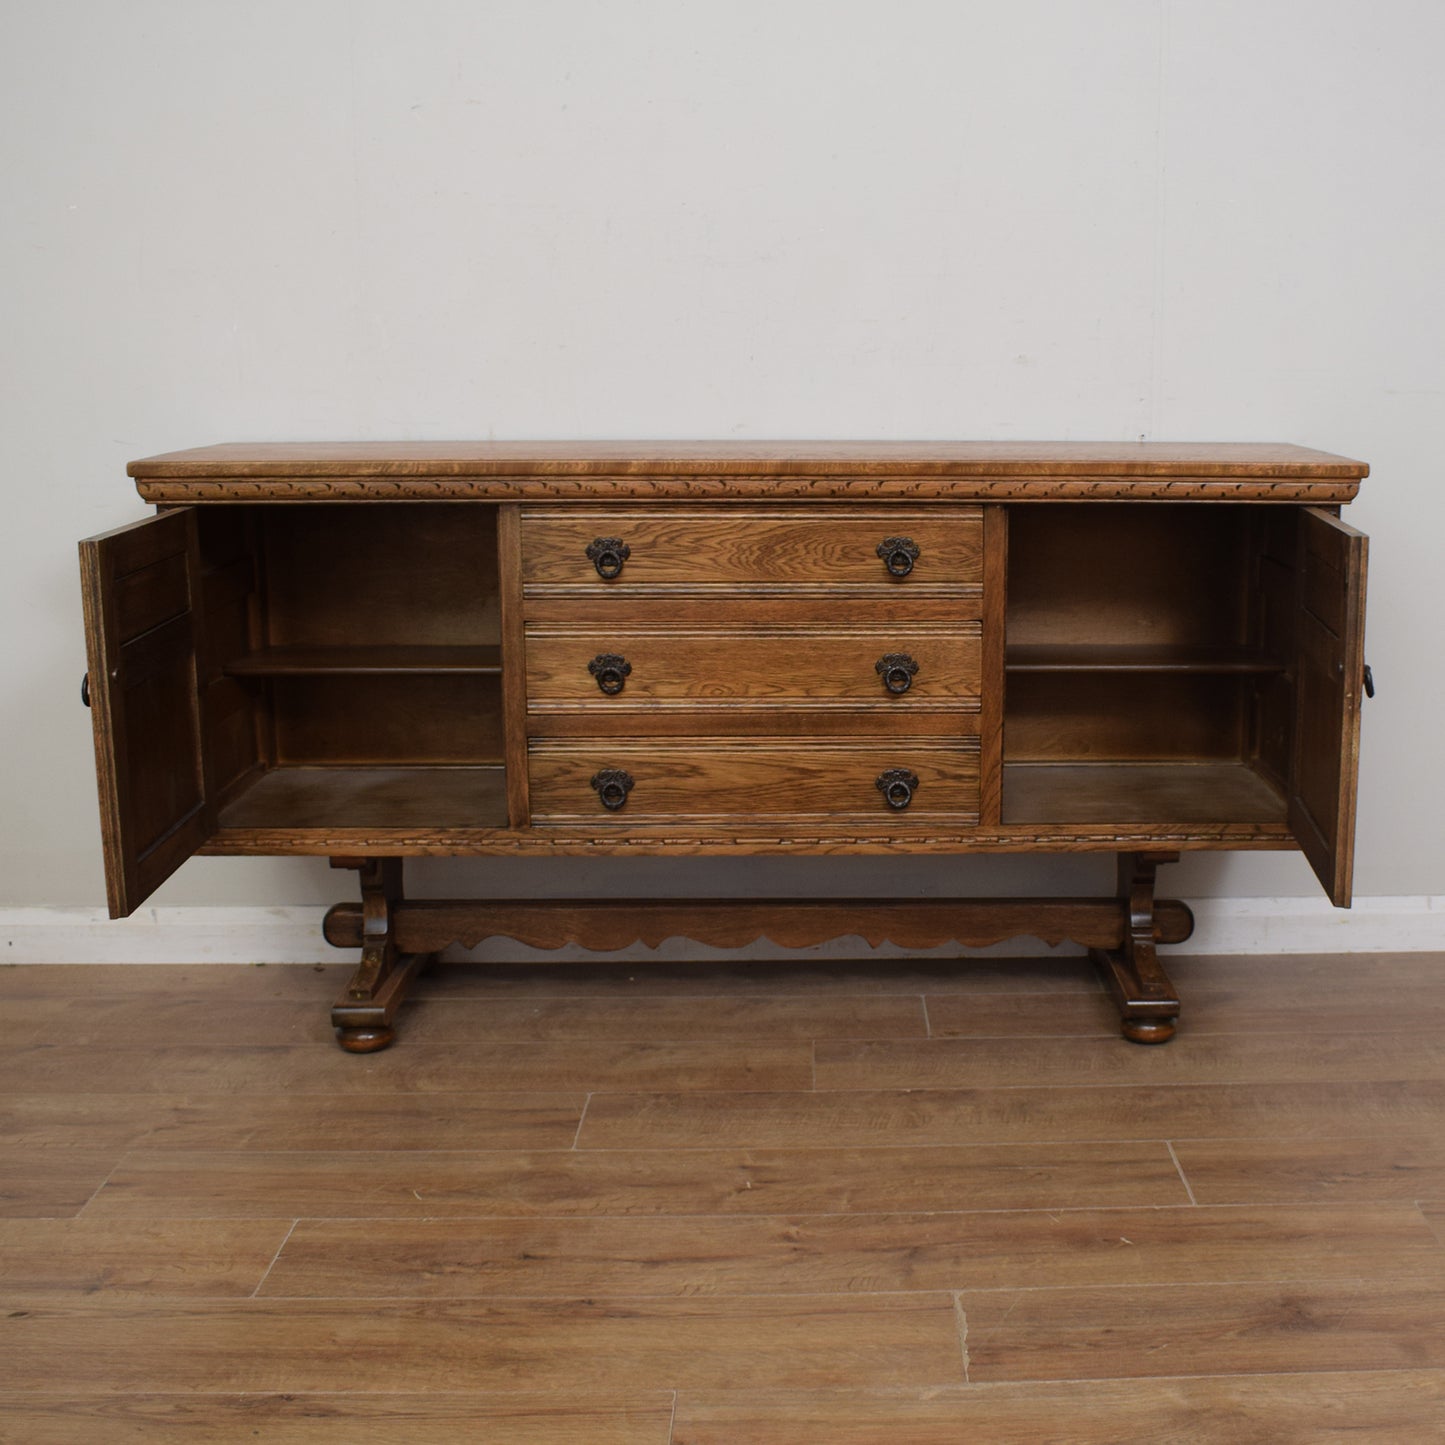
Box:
(590, 768), (635, 811)
(81, 672), (90, 708)
(588, 653), (632, 695)
(876, 767), (919, 810)
(877, 536), (920, 578)
(586, 537), (631, 579)
(875, 653), (919, 694)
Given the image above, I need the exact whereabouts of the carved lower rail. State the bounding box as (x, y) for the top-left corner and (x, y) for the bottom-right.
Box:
(323, 851), (1192, 1050)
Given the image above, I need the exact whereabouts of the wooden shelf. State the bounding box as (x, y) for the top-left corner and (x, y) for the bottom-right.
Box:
(1005, 644), (1284, 675)
(225, 645), (502, 677)
(217, 766), (507, 830)
(1002, 762), (1287, 825)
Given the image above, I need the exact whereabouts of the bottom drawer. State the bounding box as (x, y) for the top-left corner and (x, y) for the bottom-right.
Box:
(528, 737), (981, 823)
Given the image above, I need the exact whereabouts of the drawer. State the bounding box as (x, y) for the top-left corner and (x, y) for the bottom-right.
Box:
(519, 506), (983, 594)
(525, 622), (983, 712)
(528, 737), (981, 823)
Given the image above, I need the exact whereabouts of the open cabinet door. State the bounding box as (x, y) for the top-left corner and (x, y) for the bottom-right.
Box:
(1289, 508), (1368, 907)
(79, 509), (213, 917)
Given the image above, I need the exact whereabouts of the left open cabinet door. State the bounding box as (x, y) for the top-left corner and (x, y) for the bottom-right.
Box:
(80, 509), (213, 917)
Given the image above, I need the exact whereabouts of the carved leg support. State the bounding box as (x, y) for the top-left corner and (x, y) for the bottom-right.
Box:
(1090, 851), (1190, 1044)
(326, 857), (433, 1052)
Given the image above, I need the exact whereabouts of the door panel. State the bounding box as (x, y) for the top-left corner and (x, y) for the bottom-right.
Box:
(1289, 508), (1368, 906)
(79, 510), (211, 917)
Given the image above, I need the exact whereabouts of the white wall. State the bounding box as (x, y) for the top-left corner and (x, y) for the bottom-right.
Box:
(3, 0), (1441, 916)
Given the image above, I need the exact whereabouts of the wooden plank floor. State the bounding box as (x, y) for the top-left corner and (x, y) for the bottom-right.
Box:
(3, 953), (1445, 1442)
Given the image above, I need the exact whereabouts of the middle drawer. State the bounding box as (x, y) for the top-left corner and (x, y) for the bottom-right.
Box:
(525, 621), (982, 722)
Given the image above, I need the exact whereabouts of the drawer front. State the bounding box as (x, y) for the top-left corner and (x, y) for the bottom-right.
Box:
(525, 623), (982, 712)
(528, 738), (981, 823)
(520, 506), (984, 594)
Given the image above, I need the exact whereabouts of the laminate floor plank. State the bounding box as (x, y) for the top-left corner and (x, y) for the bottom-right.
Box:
(11, 993), (928, 1047)
(0, 1147), (118, 1217)
(0, 1393), (676, 1445)
(1175, 1135), (1445, 1205)
(928, 985), (1445, 1038)
(1166, 953), (1445, 991)
(0, 964), (346, 1001)
(579, 1081), (1445, 1150)
(0, 1092), (584, 1152)
(961, 1278), (1445, 1382)
(0, 1041), (809, 1094)
(0, 1294), (963, 1392)
(0, 1218), (292, 1295)
(9, 996), (335, 1046)
(259, 1204), (1445, 1299)
(671, 1372), (1445, 1444)
(87, 1141), (1186, 1219)
(815, 1033), (1445, 1090)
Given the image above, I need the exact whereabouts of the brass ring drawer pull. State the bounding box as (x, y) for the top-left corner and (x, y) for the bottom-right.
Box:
(586, 537), (631, 579)
(876, 768), (919, 810)
(588, 653), (632, 695)
(875, 653), (919, 694)
(590, 768), (635, 811)
(877, 536), (920, 577)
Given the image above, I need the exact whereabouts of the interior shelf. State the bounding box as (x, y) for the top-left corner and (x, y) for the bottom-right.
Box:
(225, 645), (502, 677)
(1004, 644), (1284, 675)
(1002, 762), (1287, 825)
(216, 765), (508, 830)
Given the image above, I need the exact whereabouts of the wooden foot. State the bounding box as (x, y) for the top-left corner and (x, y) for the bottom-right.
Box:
(326, 858), (431, 1052)
(335, 1025), (395, 1053)
(1090, 851), (1188, 1045)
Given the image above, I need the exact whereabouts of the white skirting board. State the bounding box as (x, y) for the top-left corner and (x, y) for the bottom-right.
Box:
(1, 896), (1441, 965)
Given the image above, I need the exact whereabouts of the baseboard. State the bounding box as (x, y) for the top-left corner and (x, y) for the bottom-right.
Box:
(2, 896), (1441, 964)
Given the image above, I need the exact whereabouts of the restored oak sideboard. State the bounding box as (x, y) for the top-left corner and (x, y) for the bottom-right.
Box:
(79, 441), (1370, 1048)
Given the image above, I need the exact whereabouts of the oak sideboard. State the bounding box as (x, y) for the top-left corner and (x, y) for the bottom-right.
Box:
(79, 441), (1369, 1048)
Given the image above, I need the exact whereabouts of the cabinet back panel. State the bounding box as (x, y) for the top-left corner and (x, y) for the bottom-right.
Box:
(1005, 673), (1245, 762)
(270, 675), (503, 765)
(1007, 505), (1251, 648)
(260, 505), (499, 648)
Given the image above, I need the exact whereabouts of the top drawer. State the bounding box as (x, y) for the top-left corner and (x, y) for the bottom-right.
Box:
(520, 505), (984, 596)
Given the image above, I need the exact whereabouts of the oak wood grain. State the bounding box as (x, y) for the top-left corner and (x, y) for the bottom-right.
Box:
(961, 1278), (1445, 1382)
(813, 1032), (1445, 1091)
(579, 1081), (1445, 1150)
(0, 1148), (122, 1218)
(0, 1040), (810, 1095)
(0, 1218), (291, 1295)
(258, 1204), (1445, 1299)
(0, 1393), (676, 1444)
(1174, 1135), (1445, 1205)
(0, 1294), (964, 1392)
(0, 1092), (584, 1152)
(520, 505), (984, 592)
(85, 1142), (1187, 1219)
(671, 1374), (1445, 1444)
(527, 737), (981, 823)
(128, 440), (1370, 479)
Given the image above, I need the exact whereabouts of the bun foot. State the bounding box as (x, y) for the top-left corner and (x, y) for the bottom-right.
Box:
(1122, 1016), (1177, 1045)
(336, 1025), (395, 1053)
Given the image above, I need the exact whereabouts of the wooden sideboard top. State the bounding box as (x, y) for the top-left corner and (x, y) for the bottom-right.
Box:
(128, 440), (1367, 503)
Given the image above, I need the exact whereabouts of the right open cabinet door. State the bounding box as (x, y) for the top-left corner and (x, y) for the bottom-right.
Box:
(79, 509), (214, 918)
(1289, 507), (1369, 907)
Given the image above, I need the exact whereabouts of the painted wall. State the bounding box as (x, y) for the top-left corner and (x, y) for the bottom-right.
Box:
(3, 0), (1441, 913)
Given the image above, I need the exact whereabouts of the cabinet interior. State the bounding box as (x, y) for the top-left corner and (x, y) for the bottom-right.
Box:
(196, 504), (508, 829)
(1001, 503), (1296, 824)
(191, 500), (1310, 835)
